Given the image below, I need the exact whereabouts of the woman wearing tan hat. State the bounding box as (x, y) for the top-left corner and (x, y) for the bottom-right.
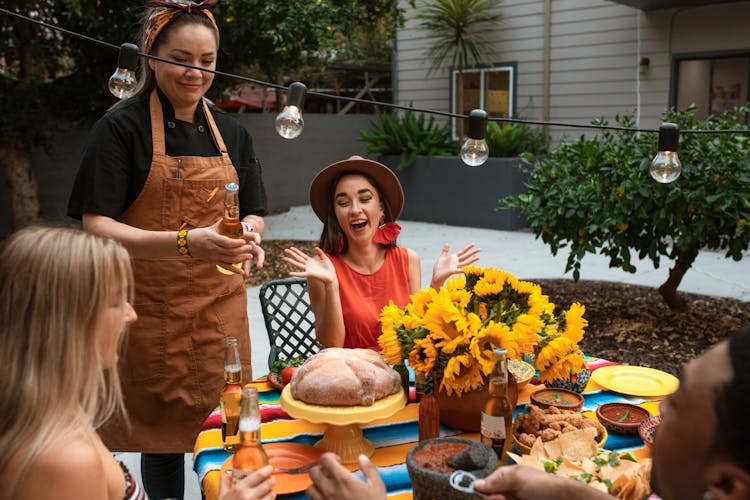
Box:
(283, 156), (480, 350)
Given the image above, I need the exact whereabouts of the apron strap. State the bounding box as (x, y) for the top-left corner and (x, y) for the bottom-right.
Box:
(149, 90), (167, 157)
(202, 98), (229, 155)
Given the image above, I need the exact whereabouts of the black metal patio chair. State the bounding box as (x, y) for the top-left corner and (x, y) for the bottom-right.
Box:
(258, 277), (321, 371)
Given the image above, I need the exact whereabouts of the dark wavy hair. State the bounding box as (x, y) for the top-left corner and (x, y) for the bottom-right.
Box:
(318, 170), (397, 255)
(713, 326), (750, 472)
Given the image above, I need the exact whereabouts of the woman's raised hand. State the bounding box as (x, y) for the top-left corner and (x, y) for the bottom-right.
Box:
(283, 247), (337, 285)
(430, 243), (481, 289)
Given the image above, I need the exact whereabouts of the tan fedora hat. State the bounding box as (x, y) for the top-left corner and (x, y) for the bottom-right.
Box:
(309, 156), (405, 222)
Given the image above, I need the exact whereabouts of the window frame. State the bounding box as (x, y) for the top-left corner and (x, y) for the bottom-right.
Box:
(450, 62), (517, 140)
(670, 49), (750, 123)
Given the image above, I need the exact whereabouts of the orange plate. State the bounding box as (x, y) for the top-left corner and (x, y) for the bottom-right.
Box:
(221, 442), (325, 494)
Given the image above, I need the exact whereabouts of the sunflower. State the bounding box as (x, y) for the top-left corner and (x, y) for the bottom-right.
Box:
(378, 266), (588, 396)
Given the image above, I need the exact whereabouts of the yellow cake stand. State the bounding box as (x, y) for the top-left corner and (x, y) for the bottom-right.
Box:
(280, 385), (407, 464)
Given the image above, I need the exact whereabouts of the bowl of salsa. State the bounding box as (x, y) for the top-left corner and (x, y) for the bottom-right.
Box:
(596, 402), (651, 435)
(530, 387), (584, 412)
(406, 437), (497, 500)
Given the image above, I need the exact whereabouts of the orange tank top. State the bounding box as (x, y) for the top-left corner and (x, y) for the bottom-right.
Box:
(328, 246), (412, 350)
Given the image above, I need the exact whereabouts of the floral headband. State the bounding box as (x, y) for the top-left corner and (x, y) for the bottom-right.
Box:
(143, 0), (219, 54)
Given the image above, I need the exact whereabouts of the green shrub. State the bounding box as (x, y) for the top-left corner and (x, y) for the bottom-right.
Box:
(359, 110), (457, 169)
(500, 105), (750, 309)
(486, 121), (548, 157)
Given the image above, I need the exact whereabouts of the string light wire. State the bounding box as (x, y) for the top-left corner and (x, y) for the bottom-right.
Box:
(2, 6), (750, 136)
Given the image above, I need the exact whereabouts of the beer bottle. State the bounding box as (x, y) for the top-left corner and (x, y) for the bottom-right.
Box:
(418, 370), (440, 441)
(232, 386), (269, 484)
(220, 337), (243, 452)
(217, 182), (243, 275)
(480, 348), (513, 463)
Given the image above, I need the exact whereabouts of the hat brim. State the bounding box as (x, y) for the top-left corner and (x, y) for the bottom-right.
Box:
(309, 158), (404, 222)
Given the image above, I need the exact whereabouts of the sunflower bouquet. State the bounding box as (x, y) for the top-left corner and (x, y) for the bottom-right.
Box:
(378, 266), (588, 396)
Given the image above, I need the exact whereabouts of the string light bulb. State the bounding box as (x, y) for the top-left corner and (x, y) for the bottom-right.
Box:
(650, 123), (681, 183)
(275, 82), (307, 139)
(460, 109), (489, 166)
(108, 43), (139, 99)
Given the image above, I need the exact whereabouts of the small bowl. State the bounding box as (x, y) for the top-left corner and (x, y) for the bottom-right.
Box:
(530, 387), (584, 412)
(508, 359), (535, 390)
(638, 415), (663, 451)
(512, 416), (608, 455)
(596, 403), (651, 435)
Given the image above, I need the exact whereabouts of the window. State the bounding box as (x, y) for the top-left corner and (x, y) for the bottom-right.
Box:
(674, 52), (750, 122)
(451, 65), (515, 139)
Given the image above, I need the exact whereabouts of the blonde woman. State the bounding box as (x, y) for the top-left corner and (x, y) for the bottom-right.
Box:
(0, 227), (275, 500)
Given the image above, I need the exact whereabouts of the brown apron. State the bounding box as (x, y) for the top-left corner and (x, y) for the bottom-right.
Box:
(100, 90), (252, 453)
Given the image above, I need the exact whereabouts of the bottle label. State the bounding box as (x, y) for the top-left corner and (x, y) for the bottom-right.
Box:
(480, 413), (506, 439)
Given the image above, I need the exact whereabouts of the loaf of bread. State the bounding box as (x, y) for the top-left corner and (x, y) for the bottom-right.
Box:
(290, 347), (402, 406)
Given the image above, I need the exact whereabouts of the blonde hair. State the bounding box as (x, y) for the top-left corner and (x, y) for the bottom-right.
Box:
(0, 226), (134, 497)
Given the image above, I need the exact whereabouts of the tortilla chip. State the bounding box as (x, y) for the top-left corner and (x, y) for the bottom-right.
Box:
(588, 480), (610, 493)
(530, 437), (546, 458)
(557, 456), (586, 476)
(543, 438), (563, 459)
(611, 475), (637, 499)
(558, 429), (598, 461)
(581, 457), (599, 474)
(522, 455), (546, 469)
(599, 459), (640, 482)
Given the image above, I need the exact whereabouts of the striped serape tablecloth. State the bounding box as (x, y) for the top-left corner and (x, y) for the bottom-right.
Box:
(193, 356), (660, 500)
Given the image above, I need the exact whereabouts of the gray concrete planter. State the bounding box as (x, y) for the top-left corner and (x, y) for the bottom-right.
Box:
(380, 155), (530, 231)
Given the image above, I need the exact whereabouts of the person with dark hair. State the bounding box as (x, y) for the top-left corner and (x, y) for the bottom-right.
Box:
(304, 327), (750, 500)
(282, 156), (480, 349)
(67, 1), (266, 497)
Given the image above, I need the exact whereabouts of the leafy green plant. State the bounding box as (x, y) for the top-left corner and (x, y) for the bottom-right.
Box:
(414, 0), (503, 136)
(360, 110), (457, 169)
(500, 105), (750, 310)
(486, 121), (548, 157)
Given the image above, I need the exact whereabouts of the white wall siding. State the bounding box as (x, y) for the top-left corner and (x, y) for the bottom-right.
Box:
(396, 0), (750, 146)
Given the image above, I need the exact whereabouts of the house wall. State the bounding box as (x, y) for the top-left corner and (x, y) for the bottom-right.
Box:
(396, 0), (750, 144)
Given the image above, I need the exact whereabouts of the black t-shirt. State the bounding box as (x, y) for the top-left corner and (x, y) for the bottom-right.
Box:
(68, 88), (267, 221)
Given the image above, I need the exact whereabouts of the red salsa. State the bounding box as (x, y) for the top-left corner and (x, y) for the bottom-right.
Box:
(412, 442), (469, 474)
(602, 405), (648, 424)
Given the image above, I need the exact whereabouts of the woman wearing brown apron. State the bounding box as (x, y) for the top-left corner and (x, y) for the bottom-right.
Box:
(68, 2), (266, 497)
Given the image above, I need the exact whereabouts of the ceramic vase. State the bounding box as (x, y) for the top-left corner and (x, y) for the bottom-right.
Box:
(545, 363), (591, 394)
(434, 373), (518, 431)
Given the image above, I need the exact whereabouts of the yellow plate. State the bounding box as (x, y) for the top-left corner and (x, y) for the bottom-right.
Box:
(280, 385), (407, 425)
(591, 365), (679, 397)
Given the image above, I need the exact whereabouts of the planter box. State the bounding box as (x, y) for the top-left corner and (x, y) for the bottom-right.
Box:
(380, 155), (529, 231)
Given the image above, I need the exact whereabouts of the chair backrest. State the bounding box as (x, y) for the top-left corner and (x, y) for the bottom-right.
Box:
(259, 277), (320, 371)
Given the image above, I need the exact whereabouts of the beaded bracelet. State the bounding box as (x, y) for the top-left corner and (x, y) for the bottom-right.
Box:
(177, 228), (191, 257)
